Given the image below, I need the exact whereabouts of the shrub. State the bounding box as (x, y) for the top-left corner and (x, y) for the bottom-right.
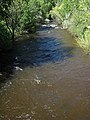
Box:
(51, 0), (90, 53)
(0, 22), (12, 51)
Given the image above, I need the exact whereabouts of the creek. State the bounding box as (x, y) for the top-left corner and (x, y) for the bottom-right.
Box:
(0, 23), (90, 120)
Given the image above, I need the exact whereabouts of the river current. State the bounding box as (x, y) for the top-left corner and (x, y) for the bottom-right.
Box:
(0, 23), (90, 120)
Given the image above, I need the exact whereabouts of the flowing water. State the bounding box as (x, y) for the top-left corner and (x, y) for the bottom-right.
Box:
(0, 23), (90, 120)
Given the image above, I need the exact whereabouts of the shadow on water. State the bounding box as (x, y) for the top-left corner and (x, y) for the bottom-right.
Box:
(0, 25), (75, 83)
(15, 36), (74, 68)
(0, 51), (14, 88)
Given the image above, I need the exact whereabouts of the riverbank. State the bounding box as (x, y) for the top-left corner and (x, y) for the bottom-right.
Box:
(50, 1), (90, 53)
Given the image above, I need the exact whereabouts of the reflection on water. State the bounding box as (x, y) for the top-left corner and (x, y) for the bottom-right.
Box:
(0, 23), (90, 120)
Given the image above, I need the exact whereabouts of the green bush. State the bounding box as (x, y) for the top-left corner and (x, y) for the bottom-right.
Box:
(0, 22), (12, 51)
(20, 0), (40, 33)
(51, 0), (90, 53)
(0, 0), (59, 51)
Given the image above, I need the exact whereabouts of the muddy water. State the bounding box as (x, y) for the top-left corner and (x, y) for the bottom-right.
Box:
(0, 24), (90, 120)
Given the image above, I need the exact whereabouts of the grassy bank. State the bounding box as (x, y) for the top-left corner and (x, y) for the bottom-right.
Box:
(51, 0), (90, 53)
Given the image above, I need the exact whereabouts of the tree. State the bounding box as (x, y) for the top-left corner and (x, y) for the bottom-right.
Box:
(3, 0), (25, 44)
(0, 0), (12, 51)
(0, 0), (58, 51)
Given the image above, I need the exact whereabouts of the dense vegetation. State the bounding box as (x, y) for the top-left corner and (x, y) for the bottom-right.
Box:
(0, 0), (58, 51)
(0, 0), (90, 53)
(51, 0), (90, 53)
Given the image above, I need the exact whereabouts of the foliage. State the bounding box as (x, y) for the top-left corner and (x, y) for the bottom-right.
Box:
(51, 0), (90, 53)
(0, 22), (12, 51)
(36, 0), (60, 19)
(0, 0), (59, 51)
(0, 0), (12, 51)
(20, 0), (40, 33)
